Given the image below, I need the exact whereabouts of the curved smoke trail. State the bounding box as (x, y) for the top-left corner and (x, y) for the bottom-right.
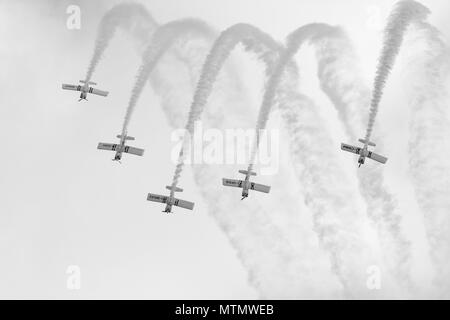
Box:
(84, 3), (157, 82)
(120, 19), (215, 136)
(405, 21), (450, 297)
(280, 91), (380, 298)
(248, 23), (341, 171)
(86, 1), (444, 298)
(363, 0), (430, 145)
(112, 17), (336, 297)
(169, 23), (284, 189)
(249, 23), (380, 296)
(150, 23), (340, 297)
(314, 28), (370, 135)
(313, 24), (415, 292)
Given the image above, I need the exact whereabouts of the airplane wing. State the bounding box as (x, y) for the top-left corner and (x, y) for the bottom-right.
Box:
(97, 143), (118, 151)
(124, 146), (144, 157)
(368, 151), (388, 164)
(147, 193), (168, 204)
(89, 87), (109, 97)
(62, 84), (81, 92)
(222, 178), (244, 188)
(250, 182), (271, 193)
(341, 143), (361, 155)
(173, 198), (195, 210)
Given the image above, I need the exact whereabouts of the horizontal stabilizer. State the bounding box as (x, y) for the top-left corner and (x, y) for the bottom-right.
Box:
(80, 80), (97, 85)
(166, 186), (183, 192)
(117, 134), (135, 141)
(358, 138), (376, 147)
(238, 170), (256, 176)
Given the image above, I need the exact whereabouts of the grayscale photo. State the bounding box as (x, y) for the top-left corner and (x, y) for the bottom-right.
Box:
(0, 0), (449, 304)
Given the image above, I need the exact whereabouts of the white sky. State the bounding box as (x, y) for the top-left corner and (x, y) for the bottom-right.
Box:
(0, 0), (449, 299)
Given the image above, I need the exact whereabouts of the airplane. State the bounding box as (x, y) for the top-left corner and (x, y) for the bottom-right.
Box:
(147, 185), (195, 213)
(222, 169), (271, 200)
(341, 138), (388, 167)
(97, 133), (144, 162)
(62, 80), (109, 101)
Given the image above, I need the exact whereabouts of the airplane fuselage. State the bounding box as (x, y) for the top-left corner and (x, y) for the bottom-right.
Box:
(163, 203), (172, 213)
(163, 196), (178, 213)
(358, 146), (380, 167)
(114, 151), (122, 161)
(359, 148), (381, 166)
(79, 83), (99, 101)
(78, 84), (90, 100)
(358, 146), (369, 166)
(241, 175), (251, 199)
(113, 139), (126, 161)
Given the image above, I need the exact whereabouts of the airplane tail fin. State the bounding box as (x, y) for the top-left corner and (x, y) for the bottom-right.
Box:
(117, 134), (135, 141)
(358, 138), (376, 147)
(166, 185), (183, 192)
(239, 169), (256, 176)
(80, 80), (97, 86)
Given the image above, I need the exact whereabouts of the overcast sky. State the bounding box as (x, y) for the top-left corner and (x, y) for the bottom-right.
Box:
(0, 0), (449, 299)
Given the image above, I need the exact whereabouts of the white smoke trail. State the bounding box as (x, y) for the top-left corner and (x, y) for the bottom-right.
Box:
(280, 92), (379, 298)
(245, 24), (375, 294)
(169, 23), (284, 189)
(120, 19), (215, 136)
(83, 3), (418, 298)
(405, 22), (450, 298)
(313, 22), (419, 292)
(148, 23), (339, 297)
(250, 23), (381, 295)
(247, 23), (341, 171)
(84, 3), (157, 82)
(86, 6), (339, 298)
(190, 162), (341, 298)
(364, 0), (430, 145)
